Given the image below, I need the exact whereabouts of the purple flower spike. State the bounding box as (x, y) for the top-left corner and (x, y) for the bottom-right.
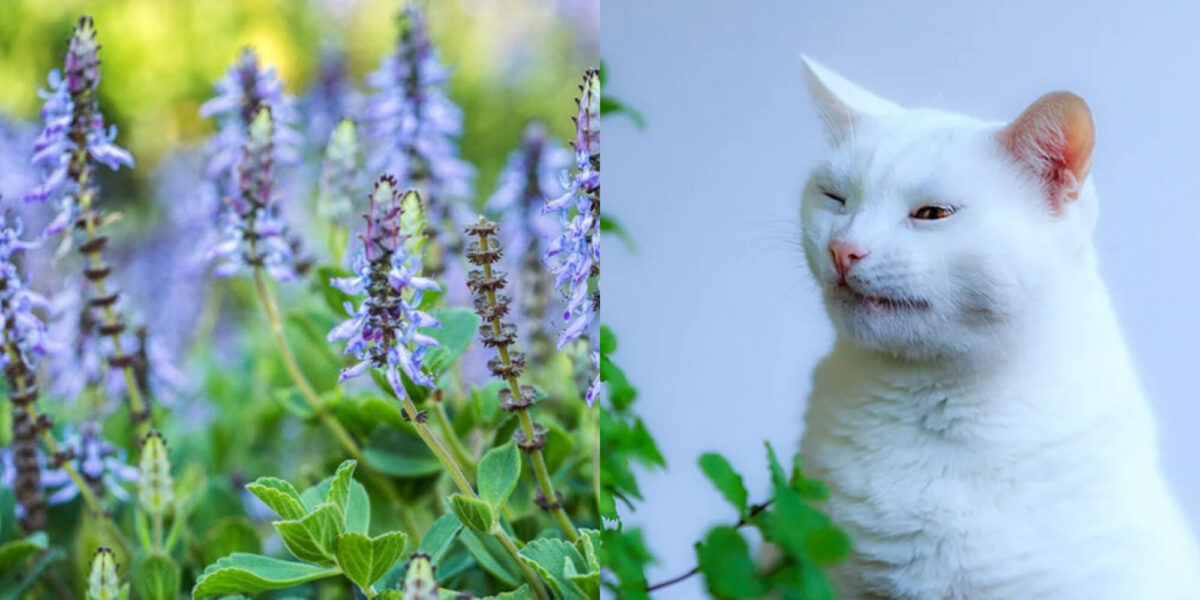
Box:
(487, 122), (571, 361)
(366, 6), (474, 274)
(201, 48), (302, 207)
(543, 69), (601, 403)
(0, 205), (50, 532)
(208, 106), (297, 281)
(328, 177), (440, 395)
(25, 16), (134, 237)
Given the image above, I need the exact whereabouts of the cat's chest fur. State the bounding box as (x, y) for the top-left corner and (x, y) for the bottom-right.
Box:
(801, 320), (1200, 600)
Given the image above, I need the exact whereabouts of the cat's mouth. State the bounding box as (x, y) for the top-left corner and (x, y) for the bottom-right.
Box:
(833, 282), (930, 312)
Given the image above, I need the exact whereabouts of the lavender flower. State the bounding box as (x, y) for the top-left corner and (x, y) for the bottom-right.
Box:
(304, 48), (362, 148)
(201, 48), (301, 202)
(25, 16), (134, 236)
(487, 122), (570, 361)
(208, 106), (297, 281)
(543, 69), (600, 403)
(327, 177), (440, 396)
(365, 6), (474, 274)
(0, 207), (50, 531)
(0, 116), (38, 204)
(43, 421), (138, 505)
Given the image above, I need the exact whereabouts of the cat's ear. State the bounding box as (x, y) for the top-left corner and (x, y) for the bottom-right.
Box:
(998, 92), (1095, 212)
(801, 55), (901, 143)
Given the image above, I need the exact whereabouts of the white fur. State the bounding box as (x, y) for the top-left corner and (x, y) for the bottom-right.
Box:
(798, 57), (1200, 599)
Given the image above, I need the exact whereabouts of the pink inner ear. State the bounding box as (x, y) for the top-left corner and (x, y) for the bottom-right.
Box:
(999, 92), (1095, 213)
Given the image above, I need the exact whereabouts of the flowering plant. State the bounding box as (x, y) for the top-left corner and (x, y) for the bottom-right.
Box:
(0, 7), (601, 599)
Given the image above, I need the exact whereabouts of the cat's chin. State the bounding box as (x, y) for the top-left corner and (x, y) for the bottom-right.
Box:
(831, 282), (930, 313)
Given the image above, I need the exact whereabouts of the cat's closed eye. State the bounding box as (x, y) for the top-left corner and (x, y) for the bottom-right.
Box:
(910, 205), (957, 220)
(821, 189), (846, 204)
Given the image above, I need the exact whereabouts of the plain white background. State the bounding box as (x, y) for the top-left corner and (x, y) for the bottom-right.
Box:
(603, 1), (1200, 597)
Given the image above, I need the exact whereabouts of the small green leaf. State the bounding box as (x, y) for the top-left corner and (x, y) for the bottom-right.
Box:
(423, 309), (480, 376)
(518, 538), (593, 600)
(132, 553), (180, 600)
(191, 553), (341, 597)
(696, 526), (768, 599)
(273, 502), (344, 565)
(418, 514), (463, 564)
(477, 441), (521, 512)
(333, 531), (407, 593)
(698, 453), (749, 515)
(447, 494), (493, 534)
(458, 530), (521, 587)
(326, 460), (357, 514)
(600, 214), (638, 253)
(599, 326), (617, 355)
(245, 478), (307, 521)
(298, 470), (370, 534)
(0, 532), (47, 576)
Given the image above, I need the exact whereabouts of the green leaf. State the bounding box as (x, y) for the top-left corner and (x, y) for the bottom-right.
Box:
(599, 326), (617, 355)
(477, 441), (521, 512)
(418, 514), (463, 564)
(600, 95), (647, 129)
(599, 355), (636, 410)
(363, 428), (443, 478)
(599, 527), (652, 600)
(333, 531), (407, 593)
(326, 460), (357, 514)
(423, 308), (481, 376)
(696, 526), (768, 599)
(0, 532), (46, 577)
(200, 518), (262, 566)
(447, 494), (493, 534)
(132, 553), (180, 600)
(600, 214), (638, 253)
(518, 538), (594, 600)
(698, 453), (749, 515)
(487, 585), (534, 600)
(458, 530), (521, 587)
(245, 477), (307, 521)
(298, 470), (370, 534)
(273, 502), (344, 565)
(191, 553), (341, 598)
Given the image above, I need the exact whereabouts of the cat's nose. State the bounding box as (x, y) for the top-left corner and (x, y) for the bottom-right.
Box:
(829, 239), (868, 278)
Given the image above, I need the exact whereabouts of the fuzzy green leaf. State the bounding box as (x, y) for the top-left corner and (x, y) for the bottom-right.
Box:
(273, 502), (344, 565)
(245, 478), (307, 521)
(132, 553), (180, 600)
(191, 553), (340, 597)
(447, 494), (493, 534)
(0, 532), (46, 577)
(334, 531), (407, 593)
(698, 453), (749, 515)
(518, 538), (594, 600)
(477, 441), (521, 512)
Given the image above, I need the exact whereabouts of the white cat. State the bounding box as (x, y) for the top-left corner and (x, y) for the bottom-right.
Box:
(797, 57), (1200, 599)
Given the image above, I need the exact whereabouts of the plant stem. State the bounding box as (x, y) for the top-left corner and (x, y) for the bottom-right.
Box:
(249, 266), (412, 523)
(429, 397), (474, 480)
(475, 230), (579, 543)
(398, 395), (548, 600)
(645, 499), (776, 593)
(77, 175), (150, 441)
(1, 340), (131, 555)
(152, 511), (163, 554)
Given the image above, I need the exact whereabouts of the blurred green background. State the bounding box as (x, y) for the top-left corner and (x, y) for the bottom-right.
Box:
(0, 0), (598, 210)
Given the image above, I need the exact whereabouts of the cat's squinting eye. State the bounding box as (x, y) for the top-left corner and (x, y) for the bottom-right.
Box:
(821, 189), (846, 205)
(910, 205), (957, 220)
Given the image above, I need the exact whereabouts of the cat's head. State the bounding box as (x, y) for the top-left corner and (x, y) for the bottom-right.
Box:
(800, 57), (1098, 361)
